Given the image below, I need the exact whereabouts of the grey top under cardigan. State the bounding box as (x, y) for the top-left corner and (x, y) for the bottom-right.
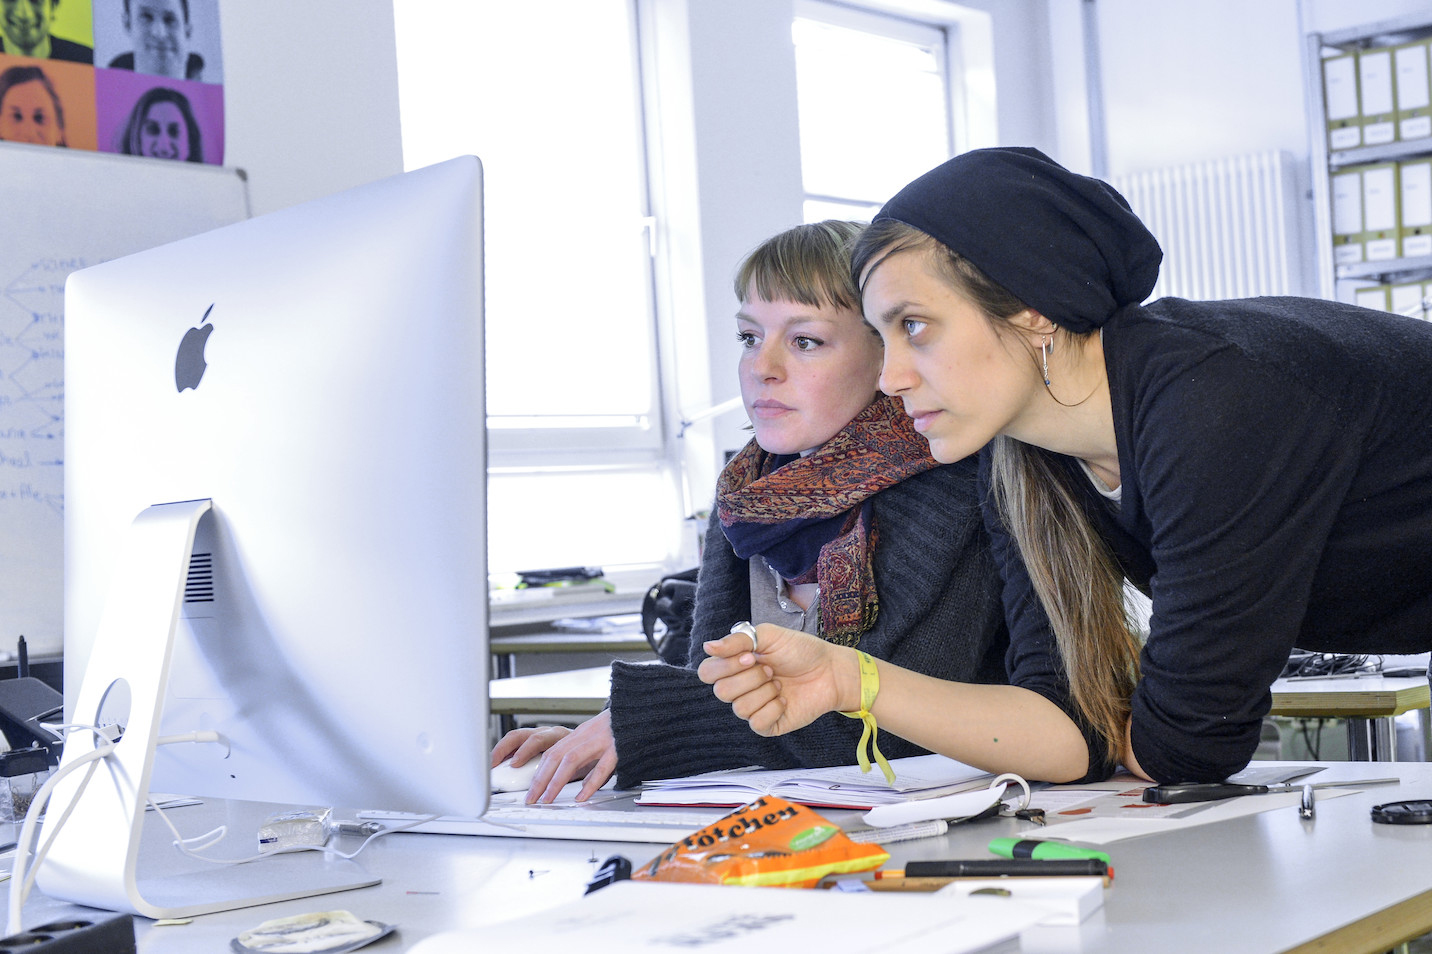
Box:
(608, 456), (1009, 788)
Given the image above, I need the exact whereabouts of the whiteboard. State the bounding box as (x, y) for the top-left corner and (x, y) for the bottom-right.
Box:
(0, 143), (250, 655)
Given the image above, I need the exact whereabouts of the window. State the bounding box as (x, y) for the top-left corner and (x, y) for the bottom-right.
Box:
(793, 1), (957, 222)
(394, 0), (678, 577)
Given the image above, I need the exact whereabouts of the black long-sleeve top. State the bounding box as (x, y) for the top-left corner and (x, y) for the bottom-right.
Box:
(986, 295), (1432, 784)
(608, 457), (1009, 788)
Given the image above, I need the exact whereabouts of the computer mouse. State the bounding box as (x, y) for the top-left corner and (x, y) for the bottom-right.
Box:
(489, 758), (542, 793)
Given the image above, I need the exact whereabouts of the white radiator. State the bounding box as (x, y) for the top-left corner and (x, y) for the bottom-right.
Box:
(1111, 150), (1302, 301)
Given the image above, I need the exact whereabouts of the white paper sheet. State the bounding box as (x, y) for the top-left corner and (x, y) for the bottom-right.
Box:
(409, 880), (1043, 954)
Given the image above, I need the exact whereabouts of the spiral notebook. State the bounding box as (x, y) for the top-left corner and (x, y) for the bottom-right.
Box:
(634, 754), (993, 809)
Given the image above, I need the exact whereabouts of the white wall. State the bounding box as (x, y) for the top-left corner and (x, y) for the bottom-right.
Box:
(1090, 0), (1432, 177)
(1093, 0), (1308, 176)
(954, 0), (1061, 154)
(219, 0), (404, 216)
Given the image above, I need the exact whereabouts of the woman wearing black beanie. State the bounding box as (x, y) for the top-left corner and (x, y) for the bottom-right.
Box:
(701, 147), (1432, 786)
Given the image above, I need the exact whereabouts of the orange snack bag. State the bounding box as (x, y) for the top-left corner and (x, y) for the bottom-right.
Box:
(631, 795), (888, 889)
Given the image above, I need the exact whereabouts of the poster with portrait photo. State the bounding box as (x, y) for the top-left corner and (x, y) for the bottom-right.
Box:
(94, 67), (220, 163)
(0, 54), (96, 149)
(0, 0), (94, 63)
(91, 0), (221, 84)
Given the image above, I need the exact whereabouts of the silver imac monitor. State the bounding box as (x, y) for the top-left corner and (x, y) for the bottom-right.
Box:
(40, 156), (489, 919)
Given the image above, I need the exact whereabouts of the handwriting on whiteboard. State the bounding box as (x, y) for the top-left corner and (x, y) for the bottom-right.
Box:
(0, 257), (82, 517)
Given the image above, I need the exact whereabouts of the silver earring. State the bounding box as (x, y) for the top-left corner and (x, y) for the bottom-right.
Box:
(1041, 335), (1052, 387)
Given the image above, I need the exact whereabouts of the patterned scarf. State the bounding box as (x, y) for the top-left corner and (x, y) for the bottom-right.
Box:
(716, 394), (939, 645)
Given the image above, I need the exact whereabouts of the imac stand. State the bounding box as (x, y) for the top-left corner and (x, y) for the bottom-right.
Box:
(36, 499), (377, 919)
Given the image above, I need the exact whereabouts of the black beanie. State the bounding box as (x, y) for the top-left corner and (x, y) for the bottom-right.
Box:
(874, 147), (1163, 333)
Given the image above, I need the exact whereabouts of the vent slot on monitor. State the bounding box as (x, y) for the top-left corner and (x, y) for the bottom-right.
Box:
(184, 553), (213, 604)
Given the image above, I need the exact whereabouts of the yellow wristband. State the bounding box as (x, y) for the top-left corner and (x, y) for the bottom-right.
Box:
(838, 650), (895, 785)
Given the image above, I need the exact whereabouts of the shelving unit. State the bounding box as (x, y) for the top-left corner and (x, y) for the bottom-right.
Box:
(1305, 13), (1432, 304)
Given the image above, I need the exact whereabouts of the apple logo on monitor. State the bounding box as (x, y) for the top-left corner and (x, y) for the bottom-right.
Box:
(175, 304), (215, 393)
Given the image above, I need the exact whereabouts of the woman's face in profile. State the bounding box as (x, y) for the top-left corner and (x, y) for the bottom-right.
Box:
(0, 79), (62, 146)
(139, 100), (187, 160)
(736, 294), (883, 456)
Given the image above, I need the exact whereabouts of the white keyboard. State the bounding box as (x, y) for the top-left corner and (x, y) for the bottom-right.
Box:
(359, 803), (726, 844)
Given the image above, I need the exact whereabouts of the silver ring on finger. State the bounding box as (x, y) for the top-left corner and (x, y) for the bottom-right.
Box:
(729, 621), (758, 654)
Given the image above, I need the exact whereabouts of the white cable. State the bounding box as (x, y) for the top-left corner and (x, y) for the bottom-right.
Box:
(46, 722), (121, 741)
(18, 755), (106, 926)
(6, 739), (115, 936)
(9, 721), (119, 932)
(8, 722), (430, 932)
(147, 797), (441, 865)
(314, 812), (443, 860)
(152, 731), (231, 850)
(157, 731), (222, 747)
(6, 725), (223, 934)
(148, 730), (439, 864)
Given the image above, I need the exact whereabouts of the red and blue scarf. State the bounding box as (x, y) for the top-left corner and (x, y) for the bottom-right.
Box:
(716, 394), (939, 645)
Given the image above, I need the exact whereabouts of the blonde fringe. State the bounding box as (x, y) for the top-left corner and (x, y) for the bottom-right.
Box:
(989, 436), (1141, 765)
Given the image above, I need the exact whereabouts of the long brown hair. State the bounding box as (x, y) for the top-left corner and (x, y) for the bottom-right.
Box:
(852, 219), (1140, 764)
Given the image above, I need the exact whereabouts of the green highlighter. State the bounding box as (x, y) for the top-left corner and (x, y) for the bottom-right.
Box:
(988, 837), (1110, 865)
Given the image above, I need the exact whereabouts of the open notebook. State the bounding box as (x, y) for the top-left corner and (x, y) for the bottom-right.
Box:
(359, 754), (992, 842)
(635, 754), (993, 809)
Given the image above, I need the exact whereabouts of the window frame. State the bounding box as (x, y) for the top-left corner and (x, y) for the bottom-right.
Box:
(394, 0), (678, 574)
(395, 0), (668, 468)
(793, 0), (957, 214)
(484, 1), (666, 467)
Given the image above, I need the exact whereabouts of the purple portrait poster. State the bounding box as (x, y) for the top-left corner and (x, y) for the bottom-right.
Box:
(95, 68), (222, 163)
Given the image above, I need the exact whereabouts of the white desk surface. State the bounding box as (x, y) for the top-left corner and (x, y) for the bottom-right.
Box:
(488, 585), (645, 629)
(488, 631), (652, 656)
(1269, 673), (1430, 718)
(488, 664), (614, 715)
(12, 761), (1432, 953)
